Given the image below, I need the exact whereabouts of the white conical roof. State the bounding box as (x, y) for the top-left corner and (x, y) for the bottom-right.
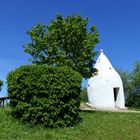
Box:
(92, 49), (122, 86)
(94, 49), (113, 72)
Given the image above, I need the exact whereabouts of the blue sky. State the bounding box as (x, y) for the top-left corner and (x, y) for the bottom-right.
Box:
(0, 0), (140, 96)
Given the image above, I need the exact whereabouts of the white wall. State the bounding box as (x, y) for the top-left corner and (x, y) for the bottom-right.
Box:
(87, 50), (125, 109)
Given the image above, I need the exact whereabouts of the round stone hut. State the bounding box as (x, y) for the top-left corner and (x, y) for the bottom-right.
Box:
(87, 50), (125, 109)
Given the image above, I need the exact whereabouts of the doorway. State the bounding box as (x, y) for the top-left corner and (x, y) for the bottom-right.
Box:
(113, 88), (119, 106)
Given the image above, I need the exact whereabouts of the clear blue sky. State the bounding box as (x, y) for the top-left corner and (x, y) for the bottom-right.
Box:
(0, 0), (140, 96)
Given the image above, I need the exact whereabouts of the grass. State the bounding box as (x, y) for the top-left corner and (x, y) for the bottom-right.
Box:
(128, 107), (140, 111)
(0, 107), (140, 140)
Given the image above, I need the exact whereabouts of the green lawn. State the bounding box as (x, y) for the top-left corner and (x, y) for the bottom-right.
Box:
(0, 107), (140, 140)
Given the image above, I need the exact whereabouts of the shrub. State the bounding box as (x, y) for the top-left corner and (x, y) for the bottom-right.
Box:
(126, 84), (140, 107)
(80, 87), (88, 102)
(7, 65), (82, 127)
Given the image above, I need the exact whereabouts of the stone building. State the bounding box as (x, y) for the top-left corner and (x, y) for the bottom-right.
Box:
(87, 50), (125, 109)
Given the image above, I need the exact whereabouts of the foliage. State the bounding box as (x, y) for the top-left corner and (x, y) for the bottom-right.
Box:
(0, 79), (3, 91)
(7, 65), (82, 128)
(0, 107), (140, 140)
(116, 68), (132, 98)
(23, 14), (99, 79)
(126, 62), (140, 107)
(80, 87), (88, 102)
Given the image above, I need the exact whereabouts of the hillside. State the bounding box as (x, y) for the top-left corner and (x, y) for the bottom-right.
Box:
(0, 107), (140, 140)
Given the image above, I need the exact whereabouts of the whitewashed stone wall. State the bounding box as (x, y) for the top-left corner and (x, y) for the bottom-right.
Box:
(87, 50), (125, 109)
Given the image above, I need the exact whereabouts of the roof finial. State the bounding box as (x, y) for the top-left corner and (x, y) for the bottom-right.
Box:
(100, 49), (103, 54)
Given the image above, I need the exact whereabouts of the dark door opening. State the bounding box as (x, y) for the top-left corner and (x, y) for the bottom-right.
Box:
(113, 88), (119, 101)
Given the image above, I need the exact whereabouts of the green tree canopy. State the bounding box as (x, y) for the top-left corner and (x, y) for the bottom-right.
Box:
(126, 61), (140, 107)
(116, 68), (132, 97)
(24, 14), (99, 78)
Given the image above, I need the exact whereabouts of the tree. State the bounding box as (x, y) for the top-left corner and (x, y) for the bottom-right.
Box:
(116, 68), (132, 98)
(126, 62), (140, 107)
(23, 14), (99, 78)
(0, 79), (3, 91)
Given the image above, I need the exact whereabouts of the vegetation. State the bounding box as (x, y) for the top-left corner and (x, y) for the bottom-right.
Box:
(23, 14), (99, 79)
(126, 62), (140, 107)
(80, 87), (88, 102)
(0, 79), (3, 91)
(0, 107), (140, 140)
(116, 68), (132, 97)
(117, 61), (140, 107)
(7, 65), (82, 127)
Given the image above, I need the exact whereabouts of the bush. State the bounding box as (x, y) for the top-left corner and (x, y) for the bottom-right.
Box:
(80, 87), (88, 102)
(7, 65), (82, 128)
(126, 85), (140, 107)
